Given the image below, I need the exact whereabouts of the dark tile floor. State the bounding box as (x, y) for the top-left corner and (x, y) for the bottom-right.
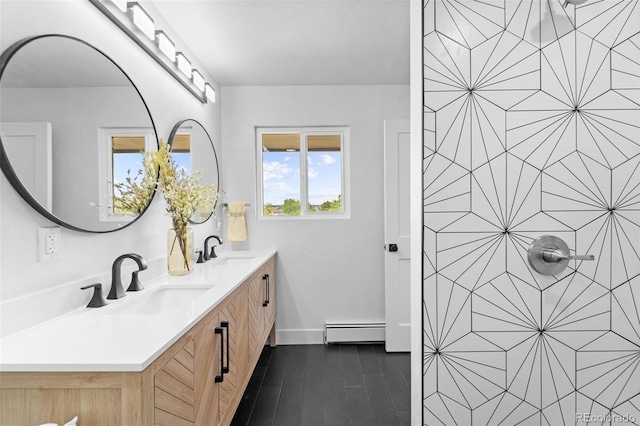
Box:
(231, 344), (411, 426)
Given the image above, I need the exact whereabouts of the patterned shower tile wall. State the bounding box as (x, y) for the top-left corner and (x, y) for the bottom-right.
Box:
(422, 1), (640, 424)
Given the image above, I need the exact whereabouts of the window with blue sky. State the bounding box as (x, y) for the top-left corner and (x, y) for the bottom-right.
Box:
(258, 128), (348, 217)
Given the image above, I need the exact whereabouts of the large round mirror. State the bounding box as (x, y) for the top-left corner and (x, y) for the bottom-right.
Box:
(168, 119), (219, 224)
(0, 35), (158, 232)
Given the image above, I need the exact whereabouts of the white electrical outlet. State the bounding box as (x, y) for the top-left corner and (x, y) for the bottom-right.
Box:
(39, 227), (61, 262)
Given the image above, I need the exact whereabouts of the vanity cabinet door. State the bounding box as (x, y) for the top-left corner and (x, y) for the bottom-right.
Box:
(194, 320), (221, 425)
(153, 338), (196, 425)
(247, 273), (267, 361)
(153, 320), (220, 425)
(217, 287), (249, 425)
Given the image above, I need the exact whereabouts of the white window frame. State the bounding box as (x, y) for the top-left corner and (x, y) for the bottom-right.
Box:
(97, 127), (155, 222)
(256, 126), (351, 220)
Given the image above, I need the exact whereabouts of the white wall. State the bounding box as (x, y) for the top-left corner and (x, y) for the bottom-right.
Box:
(0, 0), (221, 336)
(221, 85), (409, 344)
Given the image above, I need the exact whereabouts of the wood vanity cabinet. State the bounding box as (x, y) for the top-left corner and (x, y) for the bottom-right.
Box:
(0, 255), (276, 426)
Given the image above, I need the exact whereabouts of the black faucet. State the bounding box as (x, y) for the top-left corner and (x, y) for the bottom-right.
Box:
(204, 235), (223, 261)
(108, 253), (148, 300)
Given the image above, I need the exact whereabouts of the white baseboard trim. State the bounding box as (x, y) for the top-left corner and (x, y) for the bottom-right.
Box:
(276, 328), (325, 345)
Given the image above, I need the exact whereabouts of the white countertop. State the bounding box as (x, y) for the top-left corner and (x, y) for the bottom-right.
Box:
(0, 249), (276, 372)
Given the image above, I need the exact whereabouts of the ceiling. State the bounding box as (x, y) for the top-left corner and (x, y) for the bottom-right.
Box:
(150, 0), (410, 87)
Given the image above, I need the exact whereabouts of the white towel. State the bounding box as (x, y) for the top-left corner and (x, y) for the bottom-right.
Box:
(227, 201), (247, 242)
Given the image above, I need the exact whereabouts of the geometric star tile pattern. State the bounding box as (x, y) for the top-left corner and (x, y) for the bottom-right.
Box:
(423, 0), (640, 424)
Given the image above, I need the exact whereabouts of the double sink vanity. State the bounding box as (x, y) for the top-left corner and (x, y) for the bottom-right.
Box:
(0, 249), (277, 426)
(0, 23), (271, 426)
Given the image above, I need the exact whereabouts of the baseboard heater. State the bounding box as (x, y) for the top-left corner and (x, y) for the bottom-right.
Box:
(324, 322), (385, 344)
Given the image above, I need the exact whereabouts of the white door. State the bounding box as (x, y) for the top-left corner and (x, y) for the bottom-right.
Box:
(384, 119), (411, 352)
(0, 122), (52, 210)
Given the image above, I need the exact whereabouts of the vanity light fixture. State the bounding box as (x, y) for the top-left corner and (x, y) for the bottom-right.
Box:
(205, 83), (216, 103)
(90, 0), (217, 103)
(128, 2), (155, 41)
(176, 52), (192, 79)
(155, 30), (175, 62)
(192, 70), (205, 92)
(108, 0), (127, 13)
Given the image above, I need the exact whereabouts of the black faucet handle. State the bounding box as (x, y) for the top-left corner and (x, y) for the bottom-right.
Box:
(127, 271), (144, 292)
(196, 250), (205, 263)
(81, 283), (109, 308)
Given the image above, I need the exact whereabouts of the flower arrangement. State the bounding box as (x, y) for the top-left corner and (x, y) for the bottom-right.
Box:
(113, 139), (218, 273)
(153, 139), (218, 273)
(153, 139), (218, 229)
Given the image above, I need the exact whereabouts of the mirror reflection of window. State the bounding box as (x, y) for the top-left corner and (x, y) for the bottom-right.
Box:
(111, 136), (146, 215)
(172, 133), (191, 174)
(98, 127), (154, 222)
(172, 132), (210, 223)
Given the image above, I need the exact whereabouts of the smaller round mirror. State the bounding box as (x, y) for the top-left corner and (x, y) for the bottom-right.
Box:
(168, 119), (219, 224)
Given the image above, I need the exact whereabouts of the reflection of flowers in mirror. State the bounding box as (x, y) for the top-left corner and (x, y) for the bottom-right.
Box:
(112, 153), (157, 216)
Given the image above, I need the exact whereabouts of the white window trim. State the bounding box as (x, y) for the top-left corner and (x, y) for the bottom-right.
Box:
(97, 127), (155, 222)
(256, 126), (351, 220)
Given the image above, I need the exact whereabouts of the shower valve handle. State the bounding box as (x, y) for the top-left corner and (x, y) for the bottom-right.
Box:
(541, 249), (595, 263)
(528, 235), (595, 275)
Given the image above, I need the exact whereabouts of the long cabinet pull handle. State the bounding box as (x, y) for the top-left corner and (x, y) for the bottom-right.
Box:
(262, 274), (270, 306)
(221, 320), (230, 374)
(214, 326), (224, 383)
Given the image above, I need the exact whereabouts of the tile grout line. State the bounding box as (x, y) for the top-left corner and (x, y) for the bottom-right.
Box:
(248, 347), (275, 426)
(375, 347), (406, 424)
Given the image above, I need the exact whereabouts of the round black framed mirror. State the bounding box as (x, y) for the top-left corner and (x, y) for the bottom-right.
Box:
(0, 34), (158, 232)
(168, 119), (219, 224)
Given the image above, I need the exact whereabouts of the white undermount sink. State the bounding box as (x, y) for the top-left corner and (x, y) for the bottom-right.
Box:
(106, 285), (213, 315)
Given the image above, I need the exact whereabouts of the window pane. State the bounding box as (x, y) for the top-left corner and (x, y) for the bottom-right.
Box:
(262, 133), (301, 216)
(112, 136), (146, 215)
(307, 135), (342, 213)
